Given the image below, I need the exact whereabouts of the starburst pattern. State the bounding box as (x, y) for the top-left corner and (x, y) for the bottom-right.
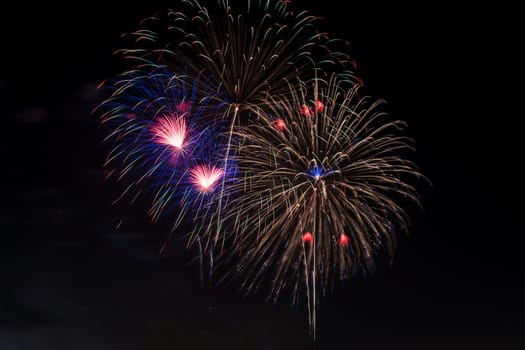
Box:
(94, 0), (428, 338)
(216, 75), (426, 334)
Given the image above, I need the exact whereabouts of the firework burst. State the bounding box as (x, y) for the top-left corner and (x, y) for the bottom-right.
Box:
(218, 75), (426, 334)
(117, 0), (358, 122)
(94, 67), (230, 238)
(102, 0), (361, 262)
(152, 114), (188, 151)
(94, 0), (428, 340)
(190, 164), (224, 193)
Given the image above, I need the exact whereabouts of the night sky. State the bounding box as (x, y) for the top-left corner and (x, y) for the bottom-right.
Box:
(1, 1), (523, 349)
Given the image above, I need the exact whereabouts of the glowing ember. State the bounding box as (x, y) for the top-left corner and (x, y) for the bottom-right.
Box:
(275, 118), (286, 131)
(314, 99), (324, 112)
(177, 100), (191, 112)
(299, 104), (313, 117)
(302, 231), (313, 244)
(339, 233), (349, 247)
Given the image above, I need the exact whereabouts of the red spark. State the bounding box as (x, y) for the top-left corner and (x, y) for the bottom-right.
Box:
(339, 233), (349, 247)
(299, 104), (313, 117)
(314, 99), (324, 112)
(190, 164), (224, 192)
(275, 118), (286, 131)
(302, 231), (313, 244)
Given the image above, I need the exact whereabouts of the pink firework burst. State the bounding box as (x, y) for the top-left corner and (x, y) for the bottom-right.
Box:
(151, 114), (187, 151)
(190, 164), (224, 193)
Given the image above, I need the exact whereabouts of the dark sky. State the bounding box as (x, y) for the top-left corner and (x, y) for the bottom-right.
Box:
(1, 1), (523, 349)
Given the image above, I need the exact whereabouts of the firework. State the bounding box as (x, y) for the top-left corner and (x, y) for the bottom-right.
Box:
(99, 0), (361, 255)
(151, 114), (188, 151)
(94, 67), (229, 237)
(218, 75), (426, 334)
(94, 0), (428, 340)
(117, 0), (358, 123)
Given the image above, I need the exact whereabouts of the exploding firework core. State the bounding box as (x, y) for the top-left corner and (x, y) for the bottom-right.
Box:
(152, 114), (187, 151)
(190, 164), (224, 192)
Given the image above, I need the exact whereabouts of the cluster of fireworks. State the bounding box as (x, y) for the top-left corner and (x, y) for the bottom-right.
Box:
(94, 0), (426, 336)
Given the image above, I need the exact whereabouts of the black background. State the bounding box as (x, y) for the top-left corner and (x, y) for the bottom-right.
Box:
(1, 1), (523, 349)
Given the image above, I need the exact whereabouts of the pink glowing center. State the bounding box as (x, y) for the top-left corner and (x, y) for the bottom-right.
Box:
(190, 164), (224, 192)
(152, 115), (187, 150)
